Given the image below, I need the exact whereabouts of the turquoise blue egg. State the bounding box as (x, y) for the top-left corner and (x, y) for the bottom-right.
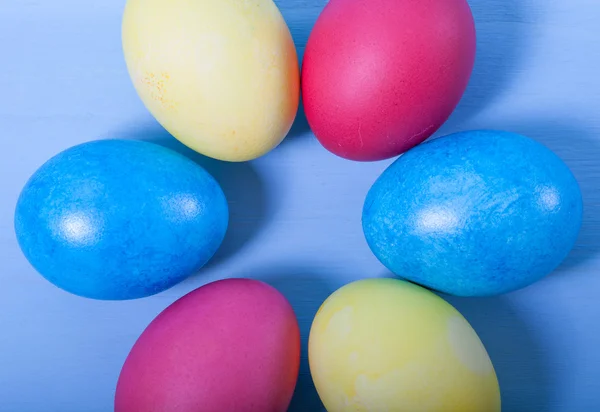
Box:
(362, 130), (583, 297)
(14, 139), (229, 300)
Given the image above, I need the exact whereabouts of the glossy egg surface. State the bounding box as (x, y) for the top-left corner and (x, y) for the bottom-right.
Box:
(362, 130), (583, 296)
(14, 139), (228, 300)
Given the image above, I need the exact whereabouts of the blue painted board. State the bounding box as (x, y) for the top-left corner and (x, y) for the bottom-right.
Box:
(1, 0), (599, 411)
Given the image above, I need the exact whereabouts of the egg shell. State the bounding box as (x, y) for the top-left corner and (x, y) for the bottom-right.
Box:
(122, 0), (300, 162)
(14, 139), (228, 300)
(362, 130), (583, 296)
(309, 278), (500, 412)
(115, 278), (301, 412)
(301, 0), (476, 161)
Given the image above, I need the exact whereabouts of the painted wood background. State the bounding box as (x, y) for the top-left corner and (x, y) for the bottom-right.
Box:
(1, 0), (599, 410)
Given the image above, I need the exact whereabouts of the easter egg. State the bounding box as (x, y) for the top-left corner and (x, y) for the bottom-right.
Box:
(301, 0), (476, 161)
(362, 130), (583, 296)
(115, 278), (301, 412)
(122, 0), (300, 162)
(309, 278), (500, 411)
(14, 139), (228, 300)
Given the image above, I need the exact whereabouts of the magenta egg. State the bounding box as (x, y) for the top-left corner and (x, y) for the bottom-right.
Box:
(114, 278), (301, 412)
(302, 0), (476, 161)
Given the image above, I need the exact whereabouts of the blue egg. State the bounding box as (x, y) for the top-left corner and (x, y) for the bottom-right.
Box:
(362, 130), (583, 296)
(14, 139), (229, 300)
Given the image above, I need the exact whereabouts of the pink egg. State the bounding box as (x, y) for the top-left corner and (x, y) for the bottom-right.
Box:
(302, 0), (476, 161)
(114, 278), (301, 412)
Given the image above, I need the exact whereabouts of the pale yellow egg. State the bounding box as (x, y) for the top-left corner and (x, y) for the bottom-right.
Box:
(122, 0), (300, 162)
(308, 278), (501, 412)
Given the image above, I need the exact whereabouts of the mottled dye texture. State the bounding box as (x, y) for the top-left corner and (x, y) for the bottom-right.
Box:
(14, 139), (228, 300)
(362, 130), (583, 297)
(309, 278), (500, 411)
(115, 278), (301, 412)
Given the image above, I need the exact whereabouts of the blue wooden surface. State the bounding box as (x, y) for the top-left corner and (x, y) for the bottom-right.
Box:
(1, 0), (599, 410)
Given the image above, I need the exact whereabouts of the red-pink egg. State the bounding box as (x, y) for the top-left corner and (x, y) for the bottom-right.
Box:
(114, 278), (301, 412)
(302, 0), (476, 161)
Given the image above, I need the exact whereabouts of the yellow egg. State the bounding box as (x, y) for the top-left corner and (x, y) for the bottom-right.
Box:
(122, 0), (300, 162)
(308, 278), (501, 412)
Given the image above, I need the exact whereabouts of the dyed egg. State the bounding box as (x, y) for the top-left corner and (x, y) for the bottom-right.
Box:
(115, 278), (301, 412)
(14, 139), (228, 300)
(301, 0), (476, 161)
(309, 278), (500, 411)
(122, 0), (300, 162)
(363, 130), (583, 296)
